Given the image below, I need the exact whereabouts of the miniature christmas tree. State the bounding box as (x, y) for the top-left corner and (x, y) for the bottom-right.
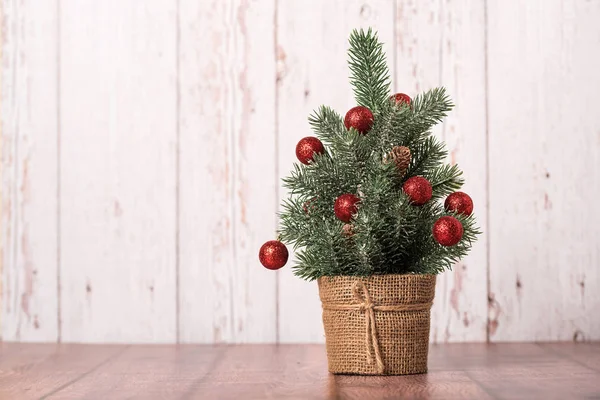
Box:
(259, 28), (479, 280)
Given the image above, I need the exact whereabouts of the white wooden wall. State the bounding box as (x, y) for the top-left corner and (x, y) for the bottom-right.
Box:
(1, 0), (599, 343)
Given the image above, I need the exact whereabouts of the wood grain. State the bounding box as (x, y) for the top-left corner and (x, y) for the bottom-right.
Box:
(58, 0), (178, 342)
(276, 0), (395, 343)
(487, 0), (600, 341)
(0, 343), (598, 399)
(395, 0), (488, 343)
(44, 345), (223, 399)
(464, 344), (600, 400)
(1, 0), (59, 341)
(0, 344), (126, 399)
(540, 342), (600, 372)
(178, 0), (278, 343)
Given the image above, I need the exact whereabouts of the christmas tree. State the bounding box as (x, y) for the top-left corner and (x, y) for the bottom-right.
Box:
(259, 28), (480, 280)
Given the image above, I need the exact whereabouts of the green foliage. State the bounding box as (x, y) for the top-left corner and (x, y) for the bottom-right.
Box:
(348, 28), (391, 111)
(278, 28), (480, 281)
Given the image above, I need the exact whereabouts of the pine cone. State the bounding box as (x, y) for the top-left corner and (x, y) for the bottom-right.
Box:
(386, 146), (411, 176)
(342, 224), (354, 237)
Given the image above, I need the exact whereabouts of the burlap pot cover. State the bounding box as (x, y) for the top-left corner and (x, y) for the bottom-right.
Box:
(318, 274), (436, 375)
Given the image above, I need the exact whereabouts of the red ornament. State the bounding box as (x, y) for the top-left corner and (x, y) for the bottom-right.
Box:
(403, 176), (432, 206)
(433, 216), (464, 246)
(258, 240), (289, 270)
(445, 192), (474, 216)
(334, 193), (360, 223)
(344, 106), (374, 134)
(296, 137), (324, 165)
(391, 93), (412, 106)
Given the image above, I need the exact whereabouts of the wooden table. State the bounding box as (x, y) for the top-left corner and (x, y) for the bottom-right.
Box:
(0, 343), (599, 399)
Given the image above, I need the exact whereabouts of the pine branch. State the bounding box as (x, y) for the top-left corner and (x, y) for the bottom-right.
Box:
(348, 28), (391, 111)
(403, 136), (447, 179)
(403, 88), (453, 147)
(368, 101), (412, 154)
(308, 106), (345, 148)
(429, 164), (464, 199)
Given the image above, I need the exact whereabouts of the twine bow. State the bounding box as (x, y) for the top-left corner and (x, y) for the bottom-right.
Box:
(323, 280), (433, 374)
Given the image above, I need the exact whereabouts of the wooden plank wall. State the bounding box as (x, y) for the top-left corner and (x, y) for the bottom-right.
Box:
(1, 0), (59, 342)
(58, 0), (178, 343)
(487, 0), (600, 341)
(1, 0), (599, 343)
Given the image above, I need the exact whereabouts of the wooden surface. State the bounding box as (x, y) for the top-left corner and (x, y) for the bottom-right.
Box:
(1, 0), (600, 344)
(0, 343), (599, 399)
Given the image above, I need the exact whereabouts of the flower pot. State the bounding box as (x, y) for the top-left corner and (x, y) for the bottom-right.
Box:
(318, 274), (436, 375)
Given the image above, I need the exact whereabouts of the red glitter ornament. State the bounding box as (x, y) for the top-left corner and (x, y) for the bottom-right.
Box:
(334, 193), (360, 223)
(344, 106), (374, 134)
(391, 93), (412, 106)
(296, 137), (324, 165)
(444, 192), (474, 216)
(433, 216), (463, 246)
(403, 176), (432, 206)
(258, 240), (289, 270)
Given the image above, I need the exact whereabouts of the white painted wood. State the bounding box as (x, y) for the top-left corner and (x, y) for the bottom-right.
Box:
(488, 0), (600, 341)
(395, 0), (488, 343)
(1, 0), (599, 344)
(0, 0), (3, 338)
(58, 0), (177, 342)
(1, 0), (59, 341)
(178, 0), (278, 343)
(276, 0), (395, 343)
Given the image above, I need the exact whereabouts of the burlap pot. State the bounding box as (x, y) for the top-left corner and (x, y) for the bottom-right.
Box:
(318, 274), (436, 375)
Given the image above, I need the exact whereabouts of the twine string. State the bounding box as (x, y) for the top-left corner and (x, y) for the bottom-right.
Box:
(351, 281), (385, 374)
(322, 280), (433, 374)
